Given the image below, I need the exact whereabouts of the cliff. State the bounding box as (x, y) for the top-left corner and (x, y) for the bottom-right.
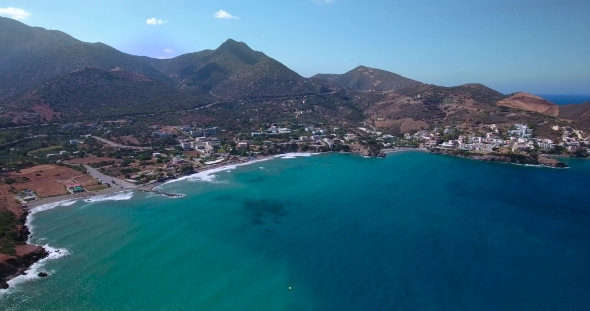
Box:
(429, 148), (568, 168)
(0, 245), (48, 289)
(0, 210), (49, 289)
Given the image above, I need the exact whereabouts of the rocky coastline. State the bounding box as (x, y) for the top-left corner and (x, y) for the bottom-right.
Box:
(428, 148), (568, 168)
(0, 211), (49, 289)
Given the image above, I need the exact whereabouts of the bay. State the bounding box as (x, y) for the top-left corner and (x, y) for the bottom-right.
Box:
(1, 152), (589, 310)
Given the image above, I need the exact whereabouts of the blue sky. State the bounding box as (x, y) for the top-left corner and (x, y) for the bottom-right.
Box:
(1, 0), (589, 94)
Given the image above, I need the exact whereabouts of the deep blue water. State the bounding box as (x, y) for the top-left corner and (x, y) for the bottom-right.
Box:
(536, 94), (590, 105)
(1, 152), (589, 310)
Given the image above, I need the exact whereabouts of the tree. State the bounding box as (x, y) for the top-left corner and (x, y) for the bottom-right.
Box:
(180, 164), (194, 174)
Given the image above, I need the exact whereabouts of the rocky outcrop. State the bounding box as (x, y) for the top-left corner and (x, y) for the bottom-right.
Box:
(429, 148), (568, 168)
(0, 245), (48, 289)
(537, 156), (568, 168)
(0, 209), (49, 289)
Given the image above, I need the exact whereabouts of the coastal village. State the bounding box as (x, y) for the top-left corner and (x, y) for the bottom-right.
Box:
(2, 119), (589, 211)
(3, 109), (589, 289)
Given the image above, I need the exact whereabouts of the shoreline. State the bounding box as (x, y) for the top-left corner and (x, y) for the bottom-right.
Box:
(1, 152), (322, 290)
(3, 148), (572, 289)
(1, 186), (132, 289)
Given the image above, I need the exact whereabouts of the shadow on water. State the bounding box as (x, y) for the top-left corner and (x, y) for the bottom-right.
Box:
(219, 153), (590, 311)
(242, 199), (290, 225)
(248, 175), (266, 183)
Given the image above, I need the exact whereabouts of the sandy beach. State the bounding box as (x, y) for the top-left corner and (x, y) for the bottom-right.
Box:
(26, 186), (130, 209)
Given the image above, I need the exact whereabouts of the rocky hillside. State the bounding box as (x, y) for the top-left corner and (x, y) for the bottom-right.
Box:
(0, 17), (170, 100)
(497, 92), (559, 117)
(5, 67), (199, 119)
(560, 101), (590, 129)
(0, 18), (323, 108)
(311, 66), (421, 92)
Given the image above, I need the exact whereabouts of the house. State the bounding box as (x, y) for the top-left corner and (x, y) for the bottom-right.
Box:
(153, 131), (172, 138)
(566, 143), (580, 152)
(172, 157), (186, 165)
(179, 141), (193, 150)
(236, 142), (249, 150)
(64, 182), (84, 193)
(202, 127), (219, 137)
(382, 135), (396, 142)
(190, 129), (204, 137)
(69, 139), (79, 145)
(344, 134), (357, 142)
(441, 141), (455, 148)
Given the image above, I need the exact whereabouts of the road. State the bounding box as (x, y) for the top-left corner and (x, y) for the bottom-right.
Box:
(83, 165), (137, 189)
(91, 136), (152, 150)
(0, 135), (48, 148)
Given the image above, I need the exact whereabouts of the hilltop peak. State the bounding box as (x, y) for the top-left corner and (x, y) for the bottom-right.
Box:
(497, 92), (559, 117)
(312, 65), (421, 92)
(217, 39), (254, 52)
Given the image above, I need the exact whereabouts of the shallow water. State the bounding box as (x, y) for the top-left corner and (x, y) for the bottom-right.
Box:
(2, 152), (589, 310)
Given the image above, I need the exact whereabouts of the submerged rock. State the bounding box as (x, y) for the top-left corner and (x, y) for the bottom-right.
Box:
(38, 272), (48, 277)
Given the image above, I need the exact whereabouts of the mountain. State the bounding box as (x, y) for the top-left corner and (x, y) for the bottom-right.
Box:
(0, 17), (170, 100)
(497, 92), (559, 117)
(311, 66), (421, 92)
(5, 67), (197, 120)
(0, 17), (323, 104)
(143, 39), (323, 99)
(559, 101), (590, 129)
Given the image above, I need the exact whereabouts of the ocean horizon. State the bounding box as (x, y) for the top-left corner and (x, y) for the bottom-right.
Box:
(535, 94), (590, 105)
(1, 152), (589, 310)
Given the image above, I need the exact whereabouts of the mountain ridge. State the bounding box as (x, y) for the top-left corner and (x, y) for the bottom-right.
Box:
(311, 65), (422, 92)
(1, 17), (588, 131)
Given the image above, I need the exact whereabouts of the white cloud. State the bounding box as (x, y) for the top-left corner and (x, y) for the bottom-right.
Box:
(214, 10), (238, 19)
(163, 48), (174, 54)
(146, 17), (168, 25)
(0, 7), (32, 20)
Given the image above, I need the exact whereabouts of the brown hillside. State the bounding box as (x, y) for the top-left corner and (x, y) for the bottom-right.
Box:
(497, 92), (559, 117)
(559, 101), (590, 129)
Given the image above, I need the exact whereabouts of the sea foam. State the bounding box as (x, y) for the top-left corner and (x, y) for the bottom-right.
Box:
(2, 191), (133, 292)
(277, 152), (318, 159)
(1, 200), (76, 294)
(159, 153), (320, 188)
(4, 245), (70, 292)
(83, 190), (134, 203)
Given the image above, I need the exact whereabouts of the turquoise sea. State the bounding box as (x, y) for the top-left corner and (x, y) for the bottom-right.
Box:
(1, 152), (590, 310)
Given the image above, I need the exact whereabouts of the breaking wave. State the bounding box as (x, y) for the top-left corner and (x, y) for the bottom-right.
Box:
(83, 191), (134, 203)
